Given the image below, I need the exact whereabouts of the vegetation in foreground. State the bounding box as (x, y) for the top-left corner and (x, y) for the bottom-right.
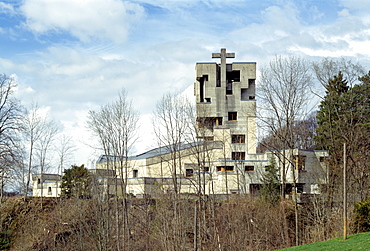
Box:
(2, 194), (368, 251)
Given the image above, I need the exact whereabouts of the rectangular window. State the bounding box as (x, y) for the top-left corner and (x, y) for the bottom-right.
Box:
(232, 134), (245, 144)
(186, 169), (194, 177)
(319, 156), (327, 162)
(293, 155), (306, 171)
(215, 117), (223, 126)
(133, 170), (138, 178)
(203, 166), (210, 172)
(232, 152), (245, 160)
(48, 187), (52, 195)
(233, 70), (240, 82)
(228, 112), (237, 121)
(245, 165), (254, 171)
(216, 166), (234, 172)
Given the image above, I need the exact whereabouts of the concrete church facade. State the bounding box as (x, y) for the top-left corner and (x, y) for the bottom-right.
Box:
(33, 49), (328, 199)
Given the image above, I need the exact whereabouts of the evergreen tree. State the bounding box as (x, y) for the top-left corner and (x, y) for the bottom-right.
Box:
(61, 164), (91, 198)
(260, 156), (280, 205)
(315, 71), (370, 201)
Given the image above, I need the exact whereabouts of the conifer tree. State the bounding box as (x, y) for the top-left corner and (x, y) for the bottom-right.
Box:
(61, 164), (91, 198)
(315, 71), (370, 201)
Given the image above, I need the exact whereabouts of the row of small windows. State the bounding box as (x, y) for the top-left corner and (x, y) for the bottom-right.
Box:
(185, 165), (255, 176)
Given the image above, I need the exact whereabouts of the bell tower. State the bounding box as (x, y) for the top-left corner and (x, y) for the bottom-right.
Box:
(195, 48), (257, 156)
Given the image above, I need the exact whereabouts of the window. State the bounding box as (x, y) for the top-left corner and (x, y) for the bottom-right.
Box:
(226, 82), (233, 95)
(37, 178), (41, 184)
(232, 152), (245, 160)
(203, 166), (210, 172)
(245, 165), (254, 171)
(228, 112), (237, 121)
(186, 169), (194, 177)
(48, 187), (52, 195)
(216, 166), (234, 172)
(215, 117), (223, 126)
(293, 155), (306, 171)
(233, 70), (240, 82)
(232, 134), (245, 144)
(319, 156), (327, 162)
(133, 170), (138, 178)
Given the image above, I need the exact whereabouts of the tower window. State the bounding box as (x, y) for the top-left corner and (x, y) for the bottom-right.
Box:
(233, 70), (240, 82)
(245, 165), (254, 171)
(48, 187), (52, 195)
(232, 135), (245, 144)
(216, 166), (234, 172)
(232, 152), (245, 160)
(133, 170), (138, 178)
(215, 117), (223, 126)
(186, 169), (194, 177)
(228, 112), (237, 121)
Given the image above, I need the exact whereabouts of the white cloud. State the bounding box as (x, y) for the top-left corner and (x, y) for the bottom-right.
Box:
(338, 8), (350, 17)
(0, 2), (15, 15)
(20, 0), (145, 43)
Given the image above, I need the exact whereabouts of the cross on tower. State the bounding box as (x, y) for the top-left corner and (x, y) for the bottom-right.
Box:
(212, 48), (235, 65)
(212, 48), (235, 87)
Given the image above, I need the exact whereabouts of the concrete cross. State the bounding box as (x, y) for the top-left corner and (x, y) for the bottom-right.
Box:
(212, 48), (235, 87)
(212, 48), (235, 66)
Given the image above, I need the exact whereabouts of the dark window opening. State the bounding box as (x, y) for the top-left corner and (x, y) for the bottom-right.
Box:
(216, 166), (234, 172)
(133, 170), (138, 178)
(232, 135), (245, 144)
(197, 117), (214, 129)
(228, 112), (237, 121)
(249, 96), (255, 100)
(200, 79), (204, 102)
(205, 98), (211, 102)
(203, 166), (210, 172)
(245, 165), (254, 171)
(203, 75), (208, 81)
(250, 184), (262, 194)
(202, 137), (214, 141)
(215, 117), (223, 126)
(293, 155), (306, 171)
(226, 82), (232, 95)
(216, 67), (221, 87)
(296, 183), (304, 193)
(232, 152), (245, 160)
(319, 156), (327, 162)
(186, 169), (194, 177)
(233, 70), (240, 82)
(37, 178), (41, 184)
(48, 187), (52, 195)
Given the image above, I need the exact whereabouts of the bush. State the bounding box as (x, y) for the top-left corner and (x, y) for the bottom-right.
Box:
(353, 199), (370, 233)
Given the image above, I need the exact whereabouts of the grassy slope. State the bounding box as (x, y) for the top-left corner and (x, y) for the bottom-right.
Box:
(277, 232), (370, 251)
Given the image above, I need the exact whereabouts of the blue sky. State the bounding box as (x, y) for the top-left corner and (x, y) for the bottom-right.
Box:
(0, 0), (369, 166)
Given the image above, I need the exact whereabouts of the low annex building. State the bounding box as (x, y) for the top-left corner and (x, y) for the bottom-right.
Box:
(33, 49), (328, 199)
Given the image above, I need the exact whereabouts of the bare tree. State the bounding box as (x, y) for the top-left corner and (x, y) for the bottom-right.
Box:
(258, 55), (313, 246)
(56, 134), (76, 175)
(23, 103), (57, 198)
(312, 57), (364, 88)
(0, 74), (23, 199)
(152, 92), (194, 250)
(152, 92), (193, 194)
(87, 89), (139, 251)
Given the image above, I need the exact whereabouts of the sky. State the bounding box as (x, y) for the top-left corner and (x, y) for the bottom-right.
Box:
(0, 0), (369, 169)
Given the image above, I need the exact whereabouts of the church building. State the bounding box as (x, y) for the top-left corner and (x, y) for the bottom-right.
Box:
(33, 49), (328, 199)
